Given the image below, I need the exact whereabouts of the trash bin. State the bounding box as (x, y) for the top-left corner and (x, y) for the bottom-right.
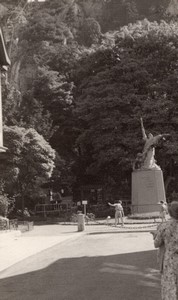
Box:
(77, 213), (85, 231)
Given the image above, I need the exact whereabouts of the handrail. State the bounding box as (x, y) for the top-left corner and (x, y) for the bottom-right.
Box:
(35, 203), (70, 213)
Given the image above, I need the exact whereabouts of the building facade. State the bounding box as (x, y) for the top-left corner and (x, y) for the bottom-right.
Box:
(0, 27), (10, 152)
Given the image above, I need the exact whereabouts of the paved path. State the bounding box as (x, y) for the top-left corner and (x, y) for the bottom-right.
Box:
(0, 224), (83, 273)
(0, 222), (158, 273)
(0, 224), (161, 300)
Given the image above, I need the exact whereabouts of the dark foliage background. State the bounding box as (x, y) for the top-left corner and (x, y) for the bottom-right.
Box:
(0, 0), (178, 208)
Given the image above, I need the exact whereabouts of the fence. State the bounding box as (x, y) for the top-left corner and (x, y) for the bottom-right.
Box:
(35, 203), (72, 217)
(0, 218), (34, 232)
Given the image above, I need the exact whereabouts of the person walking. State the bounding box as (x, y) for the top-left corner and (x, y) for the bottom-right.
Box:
(108, 200), (124, 226)
(152, 201), (178, 300)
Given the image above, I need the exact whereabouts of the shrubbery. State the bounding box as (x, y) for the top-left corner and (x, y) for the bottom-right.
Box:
(0, 192), (15, 217)
(0, 194), (9, 217)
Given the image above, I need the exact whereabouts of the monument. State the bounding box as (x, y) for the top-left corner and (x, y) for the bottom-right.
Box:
(132, 118), (169, 214)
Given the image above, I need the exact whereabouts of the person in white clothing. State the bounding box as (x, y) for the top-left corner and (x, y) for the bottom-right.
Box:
(158, 200), (168, 222)
(108, 200), (124, 226)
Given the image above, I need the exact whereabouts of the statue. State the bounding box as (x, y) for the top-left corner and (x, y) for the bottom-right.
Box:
(133, 118), (170, 170)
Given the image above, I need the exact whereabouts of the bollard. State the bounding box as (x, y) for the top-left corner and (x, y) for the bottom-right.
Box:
(106, 216), (111, 225)
(77, 213), (85, 232)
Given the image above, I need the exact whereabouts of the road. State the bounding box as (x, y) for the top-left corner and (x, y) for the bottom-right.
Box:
(0, 227), (161, 300)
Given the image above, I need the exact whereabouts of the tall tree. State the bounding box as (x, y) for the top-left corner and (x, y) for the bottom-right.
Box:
(72, 20), (178, 198)
(0, 126), (55, 210)
(78, 17), (102, 47)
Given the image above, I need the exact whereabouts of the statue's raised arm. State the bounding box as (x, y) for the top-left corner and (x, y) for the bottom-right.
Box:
(140, 117), (147, 141)
(133, 118), (170, 171)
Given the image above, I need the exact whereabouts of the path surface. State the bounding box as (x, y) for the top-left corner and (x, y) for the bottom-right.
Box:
(0, 224), (161, 300)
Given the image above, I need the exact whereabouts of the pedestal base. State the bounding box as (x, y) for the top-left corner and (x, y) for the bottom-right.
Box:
(131, 169), (166, 214)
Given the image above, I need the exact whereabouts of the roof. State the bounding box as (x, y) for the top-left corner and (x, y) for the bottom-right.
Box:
(0, 27), (10, 67)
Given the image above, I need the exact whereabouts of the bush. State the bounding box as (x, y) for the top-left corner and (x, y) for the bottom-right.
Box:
(0, 194), (9, 217)
(88, 204), (115, 219)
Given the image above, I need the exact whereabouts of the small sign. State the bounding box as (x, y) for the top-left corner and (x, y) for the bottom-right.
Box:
(82, 200), (88, 205)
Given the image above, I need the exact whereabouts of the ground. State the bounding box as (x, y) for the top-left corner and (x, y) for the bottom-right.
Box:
(0, 224), (161, 300)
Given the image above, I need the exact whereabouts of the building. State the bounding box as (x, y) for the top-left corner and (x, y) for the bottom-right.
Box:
(0, 27), (10, 152)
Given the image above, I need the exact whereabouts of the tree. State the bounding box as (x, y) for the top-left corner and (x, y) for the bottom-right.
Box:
(0, 194), (10, 217)
(2, 81), (22, 126)
(18, 8), (74, 45)
(0, 126), (55, 210)
(15, 91), (54, 141)
(0, 2), (86, 200)
(72, 20), (178, 198)
(78, 18), (102, 47)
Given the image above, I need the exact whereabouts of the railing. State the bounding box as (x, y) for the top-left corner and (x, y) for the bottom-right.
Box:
(35, 203), (71, 216)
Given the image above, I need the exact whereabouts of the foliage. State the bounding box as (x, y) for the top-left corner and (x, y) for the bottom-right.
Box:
(16, 92), (54, 141)
(0, 177), (15, 217)
(45, 152), (74, 196)
(2, 81), (54, 141)
(2, 81), (22, 125)
(3, 0), (178, 201)
(0, 194), (9, 217)
(0, 193), (15, 218)
(72, 19), (178, 197)
(0, 126), (56, 210)
(78, 17), (102, 47)
(19, 11), (73, 44)
(6, 2), (85, 155)
(1, 1), (87, 199)
(24, 44), (86, 160)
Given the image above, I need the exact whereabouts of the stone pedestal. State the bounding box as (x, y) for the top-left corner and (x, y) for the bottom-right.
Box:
(131, 169), (166, 214)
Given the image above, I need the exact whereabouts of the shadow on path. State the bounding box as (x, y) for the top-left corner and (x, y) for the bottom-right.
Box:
(0, 250), (160, 300)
